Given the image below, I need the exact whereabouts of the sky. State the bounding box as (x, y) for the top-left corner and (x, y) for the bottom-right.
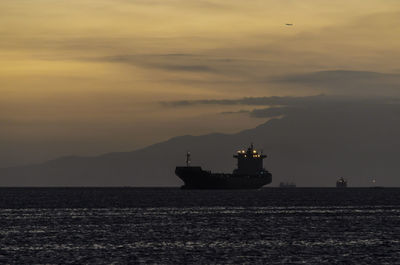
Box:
(1, 0), (400, 167)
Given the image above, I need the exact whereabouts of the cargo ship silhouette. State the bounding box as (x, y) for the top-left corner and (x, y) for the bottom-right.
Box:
(175, 144), (272, 189)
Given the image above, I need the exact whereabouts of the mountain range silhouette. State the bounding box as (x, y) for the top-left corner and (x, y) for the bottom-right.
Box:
(1, 99), (400, 187)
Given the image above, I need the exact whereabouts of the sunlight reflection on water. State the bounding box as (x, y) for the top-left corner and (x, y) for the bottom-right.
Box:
(1, 188), (400, 264)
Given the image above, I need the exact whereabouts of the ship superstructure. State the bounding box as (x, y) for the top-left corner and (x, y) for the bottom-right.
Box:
(233, 144), (266, 175)
(175, 144), (272, 189)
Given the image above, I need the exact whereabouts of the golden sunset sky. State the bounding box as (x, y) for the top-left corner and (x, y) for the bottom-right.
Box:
(1, 0), (400, 166)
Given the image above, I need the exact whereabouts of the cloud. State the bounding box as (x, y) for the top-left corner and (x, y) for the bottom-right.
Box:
(275, 70), (389, 83)
(220, 109), (250, 115)
(5, 8), (400, 96)
(152, 64), (213, 72)
(91, 54), (215, 72)
(249, 107), (289, 118)
(275, 70), (400, 87)
(161, 94), (331, 107)
(247, 96), (400, 119)
(162, 94), (400, 120)
(272, 70), (400, 96)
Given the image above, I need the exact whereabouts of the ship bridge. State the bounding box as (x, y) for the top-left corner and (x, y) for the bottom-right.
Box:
(233, 144), (266, 175)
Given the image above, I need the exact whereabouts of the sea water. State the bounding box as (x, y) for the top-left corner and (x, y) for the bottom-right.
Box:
(0, 188), (399, 264)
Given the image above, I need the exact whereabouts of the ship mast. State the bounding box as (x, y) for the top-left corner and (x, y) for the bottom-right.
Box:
(186, 152), (191, 167)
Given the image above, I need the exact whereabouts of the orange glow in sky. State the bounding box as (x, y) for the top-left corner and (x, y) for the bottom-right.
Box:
(1, 0), (400, 166)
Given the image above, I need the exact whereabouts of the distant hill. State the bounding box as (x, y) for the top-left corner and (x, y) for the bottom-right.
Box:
(1, 101), (400, 187)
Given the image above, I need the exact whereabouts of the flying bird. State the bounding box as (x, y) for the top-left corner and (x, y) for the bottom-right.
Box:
(285, 23), (293, 26)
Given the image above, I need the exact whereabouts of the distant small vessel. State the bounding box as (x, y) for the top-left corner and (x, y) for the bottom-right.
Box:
(279, 182), (296, 188)
(336, 177), (347, 188)
(175, 144), (272, 189)
(371, 179), (384, 189)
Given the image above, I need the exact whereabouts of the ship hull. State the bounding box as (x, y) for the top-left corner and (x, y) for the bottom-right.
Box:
(175, 166), (272, 189)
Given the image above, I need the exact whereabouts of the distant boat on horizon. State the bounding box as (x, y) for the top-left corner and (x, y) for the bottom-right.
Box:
(371, 179), (384, 189)
(279, 181), (296, 188)
(336, 177), (347, 188)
